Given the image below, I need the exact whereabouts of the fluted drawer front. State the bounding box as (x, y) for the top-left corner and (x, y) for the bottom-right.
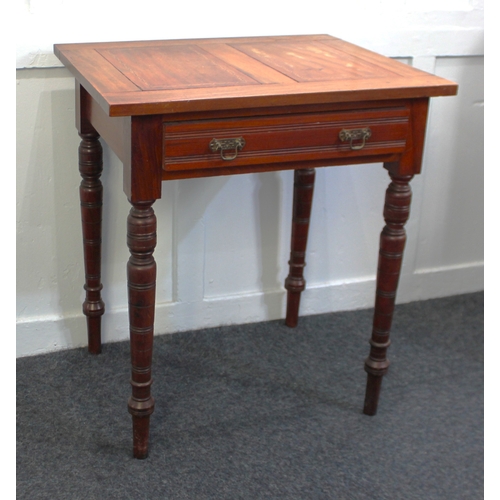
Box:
(163, 107), (410, 172)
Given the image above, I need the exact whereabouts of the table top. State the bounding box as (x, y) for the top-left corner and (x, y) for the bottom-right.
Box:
(54, 35), (457, 117)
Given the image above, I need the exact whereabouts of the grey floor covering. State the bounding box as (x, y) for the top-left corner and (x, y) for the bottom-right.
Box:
(17, 292), (483, 499)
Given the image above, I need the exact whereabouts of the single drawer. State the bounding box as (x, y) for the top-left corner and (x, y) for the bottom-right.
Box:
(163, 107), (410, 172)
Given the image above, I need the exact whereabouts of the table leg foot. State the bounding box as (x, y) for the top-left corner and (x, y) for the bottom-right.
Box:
(363, 171), (413, 415)
(285, 168), (315, 327)
(79, 132), (105, 354)
(86, 316), (103, 355)
(363, 372), (384, 416)
(129, 401), (155, 459)
(285, 292), (302, 328)
(127, 200), (157, 458)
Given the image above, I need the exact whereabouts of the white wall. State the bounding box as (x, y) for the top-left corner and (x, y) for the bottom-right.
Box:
(16, 0), (484, 357)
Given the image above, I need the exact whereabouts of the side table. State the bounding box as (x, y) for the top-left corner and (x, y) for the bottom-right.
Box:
(54, 35), (458, 458)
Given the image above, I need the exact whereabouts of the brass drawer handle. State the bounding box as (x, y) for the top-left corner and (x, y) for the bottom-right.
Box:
(209, 137), (246, 160)
(339, 127), (372, 150)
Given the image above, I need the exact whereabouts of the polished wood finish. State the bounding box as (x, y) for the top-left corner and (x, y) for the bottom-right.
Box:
(127, 201), (157, 459)
(285, 169), (316, 327)
(54, 35), (457, 117)
(363, 171), (413, 415)
(78, 131), (105, 354)
(163, 107), (410, 175)
(54, 35), (458, 458)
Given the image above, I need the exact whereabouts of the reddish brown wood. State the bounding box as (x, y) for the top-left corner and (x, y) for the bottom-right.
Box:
(78, 131), (105, 354)
(163, 107), (410, 174)
(285, 168), (316, 327)
(98, 45), (259, 91)
(126, 200), (157, 459)
(54, 35), (457, 117)
(363, 169), (414, 415)
(161, 153), (403, 181)
(125, 116), (164, 203)
(54, 35), (458, 458)
(405, 97), (430, 175)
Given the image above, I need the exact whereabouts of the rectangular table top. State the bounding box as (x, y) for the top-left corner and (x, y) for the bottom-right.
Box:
(54, 35), (457, 117)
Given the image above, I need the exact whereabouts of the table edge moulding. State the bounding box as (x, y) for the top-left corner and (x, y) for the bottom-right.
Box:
(53, 34), (458, 459)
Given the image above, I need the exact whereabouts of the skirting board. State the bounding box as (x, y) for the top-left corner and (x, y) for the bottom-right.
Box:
(16, 262), (483, 358)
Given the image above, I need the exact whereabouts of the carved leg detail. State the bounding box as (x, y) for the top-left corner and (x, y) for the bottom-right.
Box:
(127, 200), (157, 459)
(79, 132), (105, 354)
(285, 168), (316, 327)
(363, 172), (414, 416)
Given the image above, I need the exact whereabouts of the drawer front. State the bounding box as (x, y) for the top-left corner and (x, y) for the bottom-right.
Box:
(163, 107), (410, 173)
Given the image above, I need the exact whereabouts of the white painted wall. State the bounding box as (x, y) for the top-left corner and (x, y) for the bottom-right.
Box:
(16, 0), (484, 357)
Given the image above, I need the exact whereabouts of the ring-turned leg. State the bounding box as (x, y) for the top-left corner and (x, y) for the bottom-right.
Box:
(285, 168), (316, 327)
(363, 172), (414, 415)
(127, 200), (157, 459)
(78, 131), (105, 354)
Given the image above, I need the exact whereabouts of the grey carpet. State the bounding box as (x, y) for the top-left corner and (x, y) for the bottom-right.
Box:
(17, 292), (483, 499)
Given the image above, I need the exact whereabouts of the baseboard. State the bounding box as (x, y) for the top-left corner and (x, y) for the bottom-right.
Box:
(16, 261), (483, 358)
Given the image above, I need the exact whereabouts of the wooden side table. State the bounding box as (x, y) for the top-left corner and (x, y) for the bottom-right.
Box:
(54, 35), (457, 458)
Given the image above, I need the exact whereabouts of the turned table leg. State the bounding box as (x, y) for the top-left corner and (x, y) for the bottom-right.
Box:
(363, 171), (414, 415)
(127, 200), (157, 459)
(285, 168), (316, 327)
(78, 132), (105, 354)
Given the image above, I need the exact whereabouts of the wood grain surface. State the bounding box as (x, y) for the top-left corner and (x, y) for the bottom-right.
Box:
(54, 35), (457, 116)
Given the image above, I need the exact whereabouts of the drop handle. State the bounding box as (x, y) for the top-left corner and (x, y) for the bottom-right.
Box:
(209, 137), (246, 160)
(339, 127), (372, 150)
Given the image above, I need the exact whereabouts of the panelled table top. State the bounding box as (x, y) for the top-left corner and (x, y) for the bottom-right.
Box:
(54, 35), (456, 117)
